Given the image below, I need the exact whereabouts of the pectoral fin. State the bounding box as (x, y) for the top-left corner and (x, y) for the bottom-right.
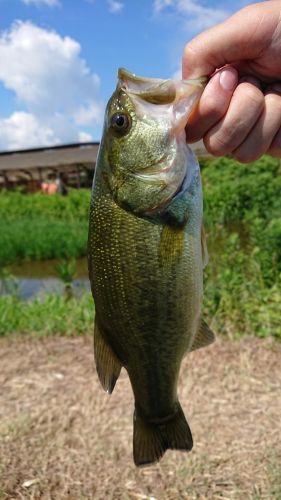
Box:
(189, 319), (215, 352)
(94, 320), (122, 394)
(159, 225), (185, 266)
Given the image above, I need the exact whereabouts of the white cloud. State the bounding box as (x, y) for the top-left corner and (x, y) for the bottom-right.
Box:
(78, 131), (93, 142)
(153, 0), (228, 31)
(107, 0), (124, 14)
(154, 0), (173, 14)
(74, 102), (103, 126)
(22, 0), (60, 6)
(0, 21), (103, 150)
(0, 112), (58, 150)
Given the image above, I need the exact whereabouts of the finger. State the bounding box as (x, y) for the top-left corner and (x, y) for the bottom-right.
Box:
(233, 86), (281, 162)
(185, 66), (238, 143)
(204, 77), (264, 156)
(182, 3), (279, 79)
(267, 84), (281, 157)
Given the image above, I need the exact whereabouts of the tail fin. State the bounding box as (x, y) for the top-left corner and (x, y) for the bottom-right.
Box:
(133, 402), (193, 466)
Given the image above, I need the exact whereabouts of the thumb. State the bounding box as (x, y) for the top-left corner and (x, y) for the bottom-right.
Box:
(182, 3), (272, 79)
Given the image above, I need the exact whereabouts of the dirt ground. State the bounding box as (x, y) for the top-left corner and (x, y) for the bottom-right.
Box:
(0, 335), (281, 500)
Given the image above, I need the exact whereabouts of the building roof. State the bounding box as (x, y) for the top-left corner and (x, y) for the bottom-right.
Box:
(0, 142), (99, 172)
(0, 139), (209, 175)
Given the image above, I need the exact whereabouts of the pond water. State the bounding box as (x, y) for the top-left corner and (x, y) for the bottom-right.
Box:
(2, 258), (90, 300)
(1, 223), (248, 301)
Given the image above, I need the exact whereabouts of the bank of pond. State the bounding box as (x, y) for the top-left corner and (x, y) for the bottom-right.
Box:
(1, 156), (280, 339)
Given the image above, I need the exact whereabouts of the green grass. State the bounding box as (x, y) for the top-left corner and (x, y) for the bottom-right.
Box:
(203, 232), (281, 339)
(1, 217), (88, 265)
(202, 155), (281, 224)
(0, 187), (90, 220)
(200, 155), (281, 340)
(268, 453), (281, 499)
(0, 293), (94, 337)
(0, 188), (90, 266)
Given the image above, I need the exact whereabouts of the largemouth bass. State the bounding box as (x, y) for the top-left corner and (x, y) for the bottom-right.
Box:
(88, 68), (215, 466)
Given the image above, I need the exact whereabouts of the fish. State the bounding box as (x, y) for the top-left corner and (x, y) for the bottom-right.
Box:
(88, 67), (215, 466)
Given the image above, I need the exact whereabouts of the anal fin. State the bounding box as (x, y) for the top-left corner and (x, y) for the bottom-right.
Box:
(94, 320), (122, 394)
(189, 318), (215, 352)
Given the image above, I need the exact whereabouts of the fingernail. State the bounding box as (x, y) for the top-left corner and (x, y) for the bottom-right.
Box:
(219, 67), (238, 92)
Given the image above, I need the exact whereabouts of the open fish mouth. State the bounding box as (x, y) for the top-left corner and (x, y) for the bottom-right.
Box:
(118, 67), (208, 92)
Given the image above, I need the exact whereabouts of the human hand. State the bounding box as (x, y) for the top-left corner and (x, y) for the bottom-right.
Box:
(183, 1), (281, 161)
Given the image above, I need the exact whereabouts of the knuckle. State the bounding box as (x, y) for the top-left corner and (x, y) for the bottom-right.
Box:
(209, 123), (240, 153)
(204, 133), (232, 156)
(239, 83), (264, 109)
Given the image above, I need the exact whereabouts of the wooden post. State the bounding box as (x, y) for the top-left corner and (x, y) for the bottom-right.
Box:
(76, 164), (81, 188)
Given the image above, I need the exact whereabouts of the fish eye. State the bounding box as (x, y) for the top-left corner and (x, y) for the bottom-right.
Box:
(110, 112), (131, 136)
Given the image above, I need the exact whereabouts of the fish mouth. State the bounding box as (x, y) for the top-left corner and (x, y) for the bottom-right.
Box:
(118, 67), (208, 86)
(118, 68), (163, 85)
(117, 68), (208, 106)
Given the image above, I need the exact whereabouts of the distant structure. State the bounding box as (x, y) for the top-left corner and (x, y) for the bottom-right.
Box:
(0, 140), (208, 191)
(0, 142), (99, 191)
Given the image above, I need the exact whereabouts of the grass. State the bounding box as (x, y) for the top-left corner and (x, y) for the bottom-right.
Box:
(0, 188), (90, 266)
(1, 335), (281, 498)
(202, 155), (281, 224)
(1, 216), (88, 265)
(0, 277), (280, 340)
(0, 293), (94, 337)
(203, 231), (281, 340)
(0, 187), (90, 219)
(268, 454), (281, 499)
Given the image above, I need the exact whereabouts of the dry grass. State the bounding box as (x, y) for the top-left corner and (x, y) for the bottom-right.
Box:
(0, 335), (281, 499)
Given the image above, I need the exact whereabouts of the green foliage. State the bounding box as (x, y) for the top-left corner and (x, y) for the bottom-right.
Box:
(0, 293), (94, 337)
(0, 188), (90, 220)
(0, 217), (88, 265)
(56, 259), (77, 284)
(250, 218), (281, 285)
(0, 267), (20, 296)
(203, 231), (281, 340)
(0, 189), (91, 266)
(202, 156), (281, 224)
(201, 155), (281, 339)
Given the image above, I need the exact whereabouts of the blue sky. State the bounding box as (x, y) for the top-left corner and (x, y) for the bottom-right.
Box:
(0, 0), (255, 150)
